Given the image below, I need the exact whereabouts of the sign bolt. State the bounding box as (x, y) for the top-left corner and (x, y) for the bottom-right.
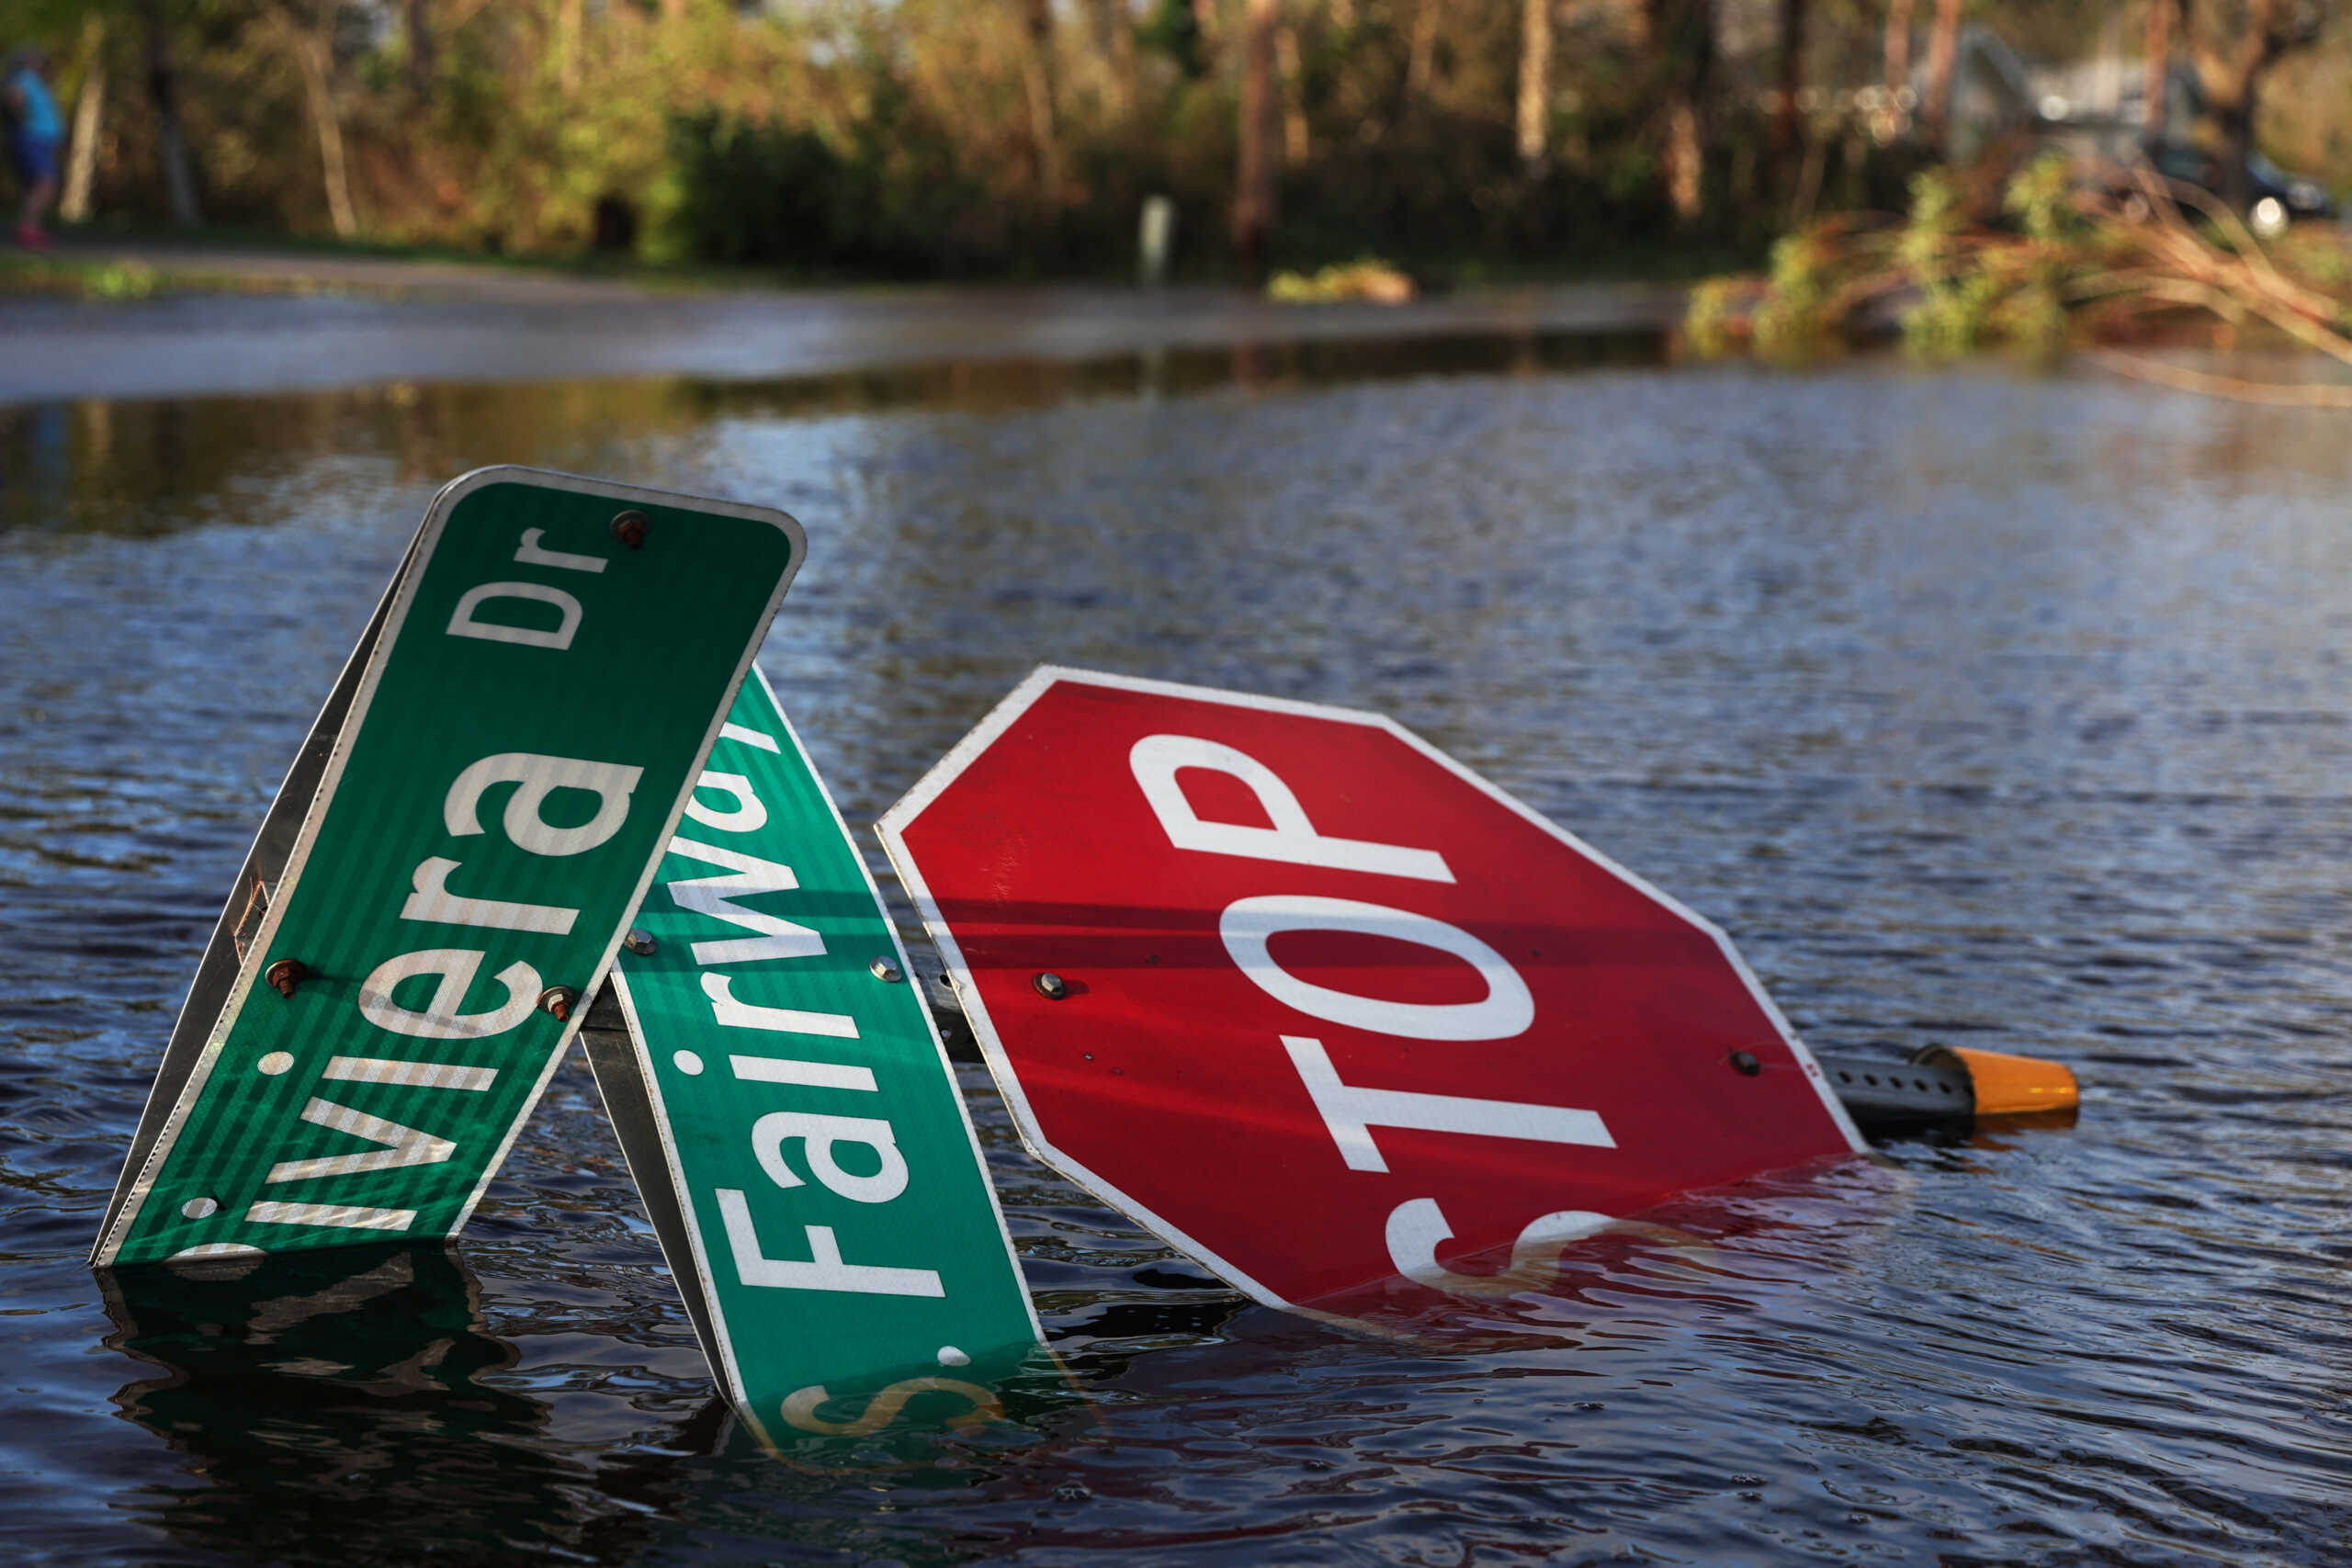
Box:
(265, 959), (308, 998)
(539, 986), (580, 1022)
(870, 956), (904, 983)
(609, 509), (650, 549)
(1032, 972), (1069, 1000)
(1729, 1050), (1762, 1077)
(622, 928), (658, 956)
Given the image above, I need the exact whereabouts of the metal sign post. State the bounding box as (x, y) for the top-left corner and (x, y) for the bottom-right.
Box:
(95, 468), (805, 1268)
(878, 667), (1867, 1314)
(582, 668), (1042, 1450)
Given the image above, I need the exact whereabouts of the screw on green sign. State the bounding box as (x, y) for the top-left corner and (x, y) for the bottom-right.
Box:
(94, 468), (805, 1268)
(581, 668), (1042, 1450)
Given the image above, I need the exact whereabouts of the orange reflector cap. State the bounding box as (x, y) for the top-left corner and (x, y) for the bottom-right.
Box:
(1910, 1045), (2079, 1117)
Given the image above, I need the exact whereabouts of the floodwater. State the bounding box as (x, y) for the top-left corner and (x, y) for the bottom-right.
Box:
(3, 333), (2350, 1565)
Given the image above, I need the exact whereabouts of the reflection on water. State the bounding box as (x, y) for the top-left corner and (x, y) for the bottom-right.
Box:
(5, 342), (2351, 1564)
(101, 1244), (695, 1562)
(0, 329), (1660, 539)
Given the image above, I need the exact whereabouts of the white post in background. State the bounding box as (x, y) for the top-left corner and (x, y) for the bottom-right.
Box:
(1138, 194), (1176, 288)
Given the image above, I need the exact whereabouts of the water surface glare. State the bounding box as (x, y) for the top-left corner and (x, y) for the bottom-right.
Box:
(3, 353), (2350, 1565)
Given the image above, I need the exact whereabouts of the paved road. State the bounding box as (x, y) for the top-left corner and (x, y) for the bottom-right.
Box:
(0, 246), (1684, 405)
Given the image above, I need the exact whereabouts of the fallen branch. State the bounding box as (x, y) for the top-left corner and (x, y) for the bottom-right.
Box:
(2083, 347), (2352, 407)
(1689, 154), (2352, 400)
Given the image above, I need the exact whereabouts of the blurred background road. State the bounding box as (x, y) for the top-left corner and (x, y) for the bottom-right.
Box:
(0, 253), (1681, 403)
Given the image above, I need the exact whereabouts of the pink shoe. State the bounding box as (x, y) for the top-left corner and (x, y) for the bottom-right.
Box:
(15, 224), (51, 249)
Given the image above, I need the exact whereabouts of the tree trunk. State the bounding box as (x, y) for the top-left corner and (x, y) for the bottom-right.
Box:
(1277, 24), (1308, 166)
(1921, 0), (1961, 153)
(1020, 0), (1061, 197)
(1091, 0), (1136, 118)
(557, 0), (582, 93)
(1232, 0), (1278, 267)
(2192, 0), (2308, 211)
(2211, 96), (2257, 209)
(1192, 0), (1221, 68)
(2095, 5), (2124, 117)
(1635, 0), (1713, 225)
(288, 12), (358, 238)
(1407, 0), (1439, 101)
(142, 1), (202, 228)
(2142, 0), (2174, 140)
(406, 0), (435, 96)
(1883, 0), (1911, 99)
(1663, 91), (1703, 220)
(1517, 0), (1551, 173)
(61, 16), (106, 225)
(1773, 0), (1805, 158)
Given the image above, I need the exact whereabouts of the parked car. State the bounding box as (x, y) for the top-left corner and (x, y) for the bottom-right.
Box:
(2142, 141), (2334, 237)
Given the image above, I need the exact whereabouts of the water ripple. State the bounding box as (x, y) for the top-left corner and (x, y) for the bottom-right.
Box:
(2, 356), (2348, 1564)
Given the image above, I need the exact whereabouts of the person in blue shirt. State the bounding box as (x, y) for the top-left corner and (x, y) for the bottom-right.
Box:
(6, 45), (62, 248)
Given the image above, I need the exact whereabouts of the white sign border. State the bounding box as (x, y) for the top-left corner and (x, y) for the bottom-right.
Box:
(876, 664), (1867, 1311)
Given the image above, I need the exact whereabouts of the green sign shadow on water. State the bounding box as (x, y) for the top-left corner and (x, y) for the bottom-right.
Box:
(96, 1241), (730, 1562)
(97, 1238), (1088, 1560)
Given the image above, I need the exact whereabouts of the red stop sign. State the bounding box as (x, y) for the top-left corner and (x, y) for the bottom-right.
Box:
(879, 669), (1862, 1310)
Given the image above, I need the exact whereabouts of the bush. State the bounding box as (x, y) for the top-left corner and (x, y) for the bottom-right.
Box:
(664, 114), (850, 270)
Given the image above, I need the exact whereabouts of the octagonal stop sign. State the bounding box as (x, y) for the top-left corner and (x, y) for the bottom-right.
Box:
(879, 669), (1863, 1311)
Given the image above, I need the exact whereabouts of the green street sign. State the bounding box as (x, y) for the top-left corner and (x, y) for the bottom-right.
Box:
(95, 468), (805, 1268)
(581, 668), (1041, 1449)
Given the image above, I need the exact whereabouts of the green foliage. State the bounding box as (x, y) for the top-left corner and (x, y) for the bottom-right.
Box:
(22, 0), (1811, 280)
(0, 254), (158, 299)
(85, 259), (159, 299)
(1266, 257), (1413, 302)
(1999, 153), (2079, 364)
(2003, 152), (2080, 246)
(1903, 267), (2005, 357)
(1690, 155), (2117, 364)
(1900, 156), (2080, 362)
(1138, 0), (1204, 78)
(1895, 169), (1965, 289)
(22, 0), (2171, 286)
(1898, 169), (1987, 359)
(1682, 276), (1748, 357)
(661, 108), (996, 277)
(664, 116), (854, 270)
(1750, 228), (1838, 361)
